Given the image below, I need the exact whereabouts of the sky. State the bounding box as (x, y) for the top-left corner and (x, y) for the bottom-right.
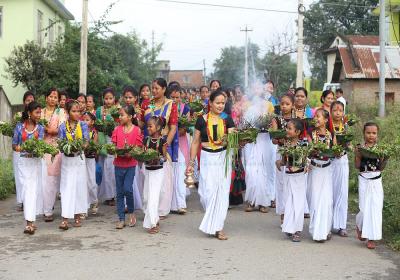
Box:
(64, 0), (313, 75)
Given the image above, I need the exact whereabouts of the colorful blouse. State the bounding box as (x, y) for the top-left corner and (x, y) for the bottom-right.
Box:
(141, 98), (178, 161)
(12, 122), (45, 146)
(58, 121), (90, 141)
(41, 107), (66, 146)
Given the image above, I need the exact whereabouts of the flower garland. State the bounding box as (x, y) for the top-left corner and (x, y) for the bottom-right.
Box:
(66, 121), (82, 141)
(22, 121), (39, 142)
(312, 128), (332, 147)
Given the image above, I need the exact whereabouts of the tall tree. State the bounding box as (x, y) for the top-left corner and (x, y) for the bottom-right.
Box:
(304, 0), (379, 88)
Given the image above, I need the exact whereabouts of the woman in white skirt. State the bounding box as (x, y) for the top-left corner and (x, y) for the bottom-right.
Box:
(12, 101), (45, 234)
(355, 122), (388, 250)
(308, 109), (335, 242)
(330, 101), (350, 237)
(270, 94), (295, 222)
(142, 116), (167, 234)
(187, 89), (235, 240)
(58, 101), (90, 230)
(241, 84), (275, 213)
(82, 112), (99, 215)
(276, 119), (308, 242)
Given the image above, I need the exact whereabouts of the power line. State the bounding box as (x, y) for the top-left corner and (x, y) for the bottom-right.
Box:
(151, 0), (298, 14)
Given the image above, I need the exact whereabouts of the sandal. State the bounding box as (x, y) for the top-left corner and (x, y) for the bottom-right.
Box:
(23, 225), (35, 235)
(356, 226), (366, 241)
(44, 215), (54, 222)
(177, 208), (187, 215)
(304, 213), (310, 219)
(270, 200), (276, 209)
(59, 221), (69, 230)
(338, 229), (348, 237)
(159, 216), (167, 220)
(367, 240), (376, 249)
(244, 203), (254, 212)
(148, 226), (159, 234)
(327, 232), (332, 241)
(73, 219), (82, 227)
(216, 231), (228, 240)
(128, 214), (137, 227)
(108, 199), (116, 206)
(259, 206), (269, 213)
(116, 221), (125, 229)
(292, 232), (301, 242)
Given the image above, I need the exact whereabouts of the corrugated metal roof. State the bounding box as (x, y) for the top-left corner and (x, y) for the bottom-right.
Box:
(335, 36), (400, 79)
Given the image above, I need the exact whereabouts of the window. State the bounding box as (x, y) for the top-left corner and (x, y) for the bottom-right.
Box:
(37, 10), (43, 46)
(48, 19), (54, 43)
(0, 7), (3, 38)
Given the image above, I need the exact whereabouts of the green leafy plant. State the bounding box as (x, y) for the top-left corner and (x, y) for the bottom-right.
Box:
(20, 139), (58, 158)
(130, 146), (160, 162)
(310, 142), (344, 158)
(279, 145), (311, 168)
(109, 106), (120, 119)
(268, 129), (287, 139)
(0, 121), (15, 138)
(84, 140), (102, 157)
(94, 119), (116, 137)
(358, 143), (399, 159)
(178, 116), (196, 128)
(188, 100), (204, 113)
(57, 138), (86, 158)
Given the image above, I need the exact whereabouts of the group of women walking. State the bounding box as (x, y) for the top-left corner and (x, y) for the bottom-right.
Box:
(10, 78), (387, 250)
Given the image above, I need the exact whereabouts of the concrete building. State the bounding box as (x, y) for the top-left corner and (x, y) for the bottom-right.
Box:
(169, 70), (204, 89)
(0, 86), (12, 158)
(0, 0), (74, 106)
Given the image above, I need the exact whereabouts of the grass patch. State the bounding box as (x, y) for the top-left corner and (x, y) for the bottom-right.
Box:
(0, 159), (15, 200)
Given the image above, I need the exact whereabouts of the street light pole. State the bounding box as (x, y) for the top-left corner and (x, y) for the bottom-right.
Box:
(79, 0), (89, 95)
(378, 0), (386, 117)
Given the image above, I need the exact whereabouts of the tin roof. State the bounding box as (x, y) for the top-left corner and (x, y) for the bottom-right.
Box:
(331, 35), (400, 79)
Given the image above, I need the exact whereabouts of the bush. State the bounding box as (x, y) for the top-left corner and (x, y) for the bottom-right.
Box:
(0, 159), (15, 200)
(348, 105), (400, 250)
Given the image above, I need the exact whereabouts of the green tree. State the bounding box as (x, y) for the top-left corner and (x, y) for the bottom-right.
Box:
(304, 0), (379, 89)
(3, 41), (49, 93)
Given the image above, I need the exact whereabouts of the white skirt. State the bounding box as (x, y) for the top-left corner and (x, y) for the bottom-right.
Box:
(282, 171), (307, 234)
(18, 157), (43, 222)
(143, 167), (165, 229)
(60, 154), (88, 219)
(199, 149), (232, 235)
(265, 134), (277, 201)
(356, 172), (383, 240)
(158, 160), (174, 216)
(86, 158), (98, 206)
(275, 153), (286, 215)
(42, 153), (61, 216)
(332, 155), (349, 231)
(171, 149), (188, 211)
(132, 165), (144, 210)
(244, 134), (270, 207)
(13, 151), (23, 204)
(308, 160), (333, 241)
(98, 154), (116, 201)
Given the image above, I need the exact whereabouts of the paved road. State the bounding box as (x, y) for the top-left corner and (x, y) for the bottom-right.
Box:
(0, 192), (399, 280)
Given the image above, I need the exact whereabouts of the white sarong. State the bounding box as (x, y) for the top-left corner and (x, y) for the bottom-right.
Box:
(282, 171), (307, 234)
(60, 154), (88, 219)
(199, 149), (232, 235)
(356, 171), (383, 240)
(275, 153), (286, 215)
(171, 149), (188, 211)
(143, 167), (164, 229)
(266, 134), (277, 201)
(244, 134), (271, 207)
(132, 165), (144, 210)
(332, 155), (349, 231)
(86, 158), (98, 206)
(13, 151), (23, 204)
(308, 160), (333, 241)
(98, 154), (116, 201)
(18, 157), (43, 221)
(158, 160), (174, 216)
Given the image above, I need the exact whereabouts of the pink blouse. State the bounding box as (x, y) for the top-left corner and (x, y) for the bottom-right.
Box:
(111, 125), (143, 168)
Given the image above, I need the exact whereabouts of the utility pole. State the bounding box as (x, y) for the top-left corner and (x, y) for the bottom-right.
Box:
(203, 59), (207, 85)
(241, 25), (252, 88)
(79, 0), (89, 95)
(379, 0), (386, 117)
(296, 0), (305, 88)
